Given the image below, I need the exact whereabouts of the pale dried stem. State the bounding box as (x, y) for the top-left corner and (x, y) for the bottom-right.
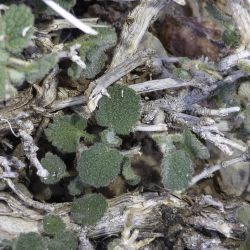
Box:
(130, 78), (192, 94)
(189, 153), (250, 186)
(134, 124), (168, 132)
(16, 119), (49, 178)
(110, 0), (166, 68)
(191, 104), (241, 117)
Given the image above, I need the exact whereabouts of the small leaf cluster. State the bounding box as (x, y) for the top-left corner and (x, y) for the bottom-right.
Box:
(0, 4), (58, 97)
(70, 193), (108, 225)
(96, 85), (140, 135)
(14, 215), (78, 250)
(67, 27), (117, 80)
(42, 86), (141, 229)
(0, 4), (33, 96)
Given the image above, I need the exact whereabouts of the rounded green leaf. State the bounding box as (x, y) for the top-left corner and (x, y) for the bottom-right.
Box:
(95, 85), (140, 135)
(161, 150), (193, 191)
(43, 215), (65, 235)
(45, 114), (87, 153)
(14, 232), (45, 250)
(77, 143), (123, 188)
(70, 193), (107, 225)
(40, 152), (66, 185)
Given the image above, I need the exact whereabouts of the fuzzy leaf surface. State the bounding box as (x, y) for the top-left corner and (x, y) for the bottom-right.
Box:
(95, 85), (140, 135)
(45, 114), (87, 153)
(14, 232), (45, 250)
(43, 215), (66, 236)
(161, 149), (193, 191)
(70, 193), (108, 225)
(3, 4), (34, 53)
(40, 152), (66, 185)
(77, 143), (123, 187)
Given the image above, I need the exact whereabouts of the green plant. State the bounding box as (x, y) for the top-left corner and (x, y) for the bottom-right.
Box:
(70, 193), (108, 225)
(77, 143), (123, 187)
(95, 85), (140, 135)
(121, 157), (141, 186)
(43, 215), (66, 236)
(13, 232), (45, 250)
(40, 152), (67, 185)
(0, 4), (58, 97)
(45, 114), (88, 153)
(161, 149), (193, 191)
